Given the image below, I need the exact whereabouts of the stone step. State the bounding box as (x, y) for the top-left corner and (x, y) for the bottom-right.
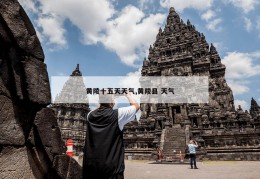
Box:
(164, 146), (186, 149)
(164, 147), (185, 150)
(162, 127), (186, 159)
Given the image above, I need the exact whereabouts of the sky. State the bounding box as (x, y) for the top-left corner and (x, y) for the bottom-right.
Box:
(18, 0), (260, 111)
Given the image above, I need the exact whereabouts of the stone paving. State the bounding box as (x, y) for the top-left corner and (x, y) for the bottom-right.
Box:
(124, 160), (260, 179)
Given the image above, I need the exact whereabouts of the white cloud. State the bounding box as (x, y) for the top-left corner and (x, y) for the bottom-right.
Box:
(201, 9), (216, 21)
(21, 1), (164, 66)
(206, 18), (222, 32)
(223, 51), (260, 95)
(212, 42), (221, 49)
(37, 0), (115, 45)
(35, 29), (44, 43)
(139, 0), (154, 10)
(212, 42), (228, 53)
(22, 0), (114, 50)
(234, 99), (249, 111)
(243, 17), (252, 32)
(227, 80), (250, 95)
(37, 15), (67, 48)
(201, 10), (222, 33)
(126, 67), (142, 77)
(120, 67), (142, 91)
(118, 68), (142, 115)
(158, 1), (222, 33)
(251, 51), (260, 58)
(160, 0), (214, 12)
(18, 0), (38, 13)
(103, 6), (164, 66)
(227, 0), (259, 13)
(222, 51), (260, 79)
(258, 98), (260, 102)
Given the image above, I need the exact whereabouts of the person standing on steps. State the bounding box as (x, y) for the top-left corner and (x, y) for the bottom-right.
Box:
(82, 91), (140, 179)
(188, 140), (198, 169)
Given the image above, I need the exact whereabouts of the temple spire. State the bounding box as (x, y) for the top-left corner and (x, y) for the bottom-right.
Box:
(166, 6), (180, 26)
(170, 7), (176, 12)
(187, 19), (191, 25)
(71, 64), (82, 76)
(210, 43), (216, 53)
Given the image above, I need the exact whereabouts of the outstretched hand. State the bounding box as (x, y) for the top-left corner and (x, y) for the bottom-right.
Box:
(126, 91), (139, 112)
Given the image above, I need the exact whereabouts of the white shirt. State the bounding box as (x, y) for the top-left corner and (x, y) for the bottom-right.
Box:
(188, 143), (198, 154)
(87, 105), (137, 131)
(118, 105), (137, 130)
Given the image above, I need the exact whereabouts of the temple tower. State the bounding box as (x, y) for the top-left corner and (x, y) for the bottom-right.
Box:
(142, 7), (234, 125)
(51, 64), (90, 156)
(124, 7), (260, 161)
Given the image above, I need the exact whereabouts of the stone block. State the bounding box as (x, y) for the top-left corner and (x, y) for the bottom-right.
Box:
(0, 58), (12, 98)
(34, 108), (66, 161)
(53, 155), (82, 179)
(0, 0), (44, 60)
(0, 146), (42, 179)
(8, 47), (25, 100)
(0, 95), (25, 145)
(22, 57), (51, 104)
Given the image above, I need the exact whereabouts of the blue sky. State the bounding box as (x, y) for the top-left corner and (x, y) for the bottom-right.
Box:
(18, 0), (260, 111)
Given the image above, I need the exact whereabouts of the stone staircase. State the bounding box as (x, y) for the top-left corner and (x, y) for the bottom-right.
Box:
(161, 125), (186, 162)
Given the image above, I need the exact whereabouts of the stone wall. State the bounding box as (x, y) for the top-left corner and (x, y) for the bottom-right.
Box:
(0, 0), (82, 178)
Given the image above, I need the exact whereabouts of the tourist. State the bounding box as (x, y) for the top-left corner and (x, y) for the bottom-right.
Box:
(157, 147), (163, 162)
(82, 91), (139, 179)
(188, 140), (198, 169)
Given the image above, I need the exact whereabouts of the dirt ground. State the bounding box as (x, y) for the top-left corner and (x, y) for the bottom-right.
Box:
(124, 160), (260, 179)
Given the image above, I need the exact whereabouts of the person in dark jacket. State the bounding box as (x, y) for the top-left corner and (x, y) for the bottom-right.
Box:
(82, 91), (139, 179)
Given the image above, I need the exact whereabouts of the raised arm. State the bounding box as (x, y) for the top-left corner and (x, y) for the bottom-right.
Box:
(194, 140), (198, 147)
(117, 92), (140, 130)
(126, 92), (140, 112)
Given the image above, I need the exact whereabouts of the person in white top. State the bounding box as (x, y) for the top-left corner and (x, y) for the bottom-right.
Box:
(188, 140), (198, 169)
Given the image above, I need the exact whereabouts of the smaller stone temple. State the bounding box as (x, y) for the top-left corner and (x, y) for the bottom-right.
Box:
(51, 64), (90, 156)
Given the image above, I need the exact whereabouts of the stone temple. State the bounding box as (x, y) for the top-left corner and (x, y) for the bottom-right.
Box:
(51, 64), (90, 157)
(123, 7), (260, 161)
(51, 7), (260, 161)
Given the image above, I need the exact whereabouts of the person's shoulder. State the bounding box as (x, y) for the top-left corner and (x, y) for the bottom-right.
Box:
(119, 105), (136, 110)
(112, 108), (118, 112)
(118, 105), (136, 113)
